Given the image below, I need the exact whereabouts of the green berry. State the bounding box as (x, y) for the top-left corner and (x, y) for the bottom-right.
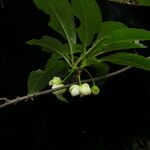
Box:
(49, 77), (62, 85)
(91, 85), (100, 95)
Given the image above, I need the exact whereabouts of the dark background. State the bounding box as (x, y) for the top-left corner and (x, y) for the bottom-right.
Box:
(0, 0), (150, 149)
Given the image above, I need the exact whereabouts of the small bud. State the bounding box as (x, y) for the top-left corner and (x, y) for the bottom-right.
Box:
(91, 85), (100, 95)
(49, 77), (62, 85)
(69, 85), (80, 97)
(79, 83), (91, 96)
(52, 84), (66, 95)
(135, 40), (139, 44)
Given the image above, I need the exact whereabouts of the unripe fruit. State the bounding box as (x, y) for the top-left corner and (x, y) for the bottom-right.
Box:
(49, 77), (62, 85)
(79, 83), (91, 96)
(91, 85), (100, 95)
(69, 85), (80, 97)
(52, 84), (66, 95)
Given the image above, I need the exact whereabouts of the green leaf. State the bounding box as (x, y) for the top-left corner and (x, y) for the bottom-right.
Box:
(55, 94), (68, 103)
(27, 36), (64, 53)
(88, 28), (150, 57)
(138, 0), (150, 6)
(27, 36), (72, 64)
(90, 41), (146, 57)
(99, 52), (150, 71)
(55, 44), (83, 59)
(98, 21), (127, 39)
(102, 28), (150, 44)
(53, 44), (83, 58)
(71, 0), (102, 47)
(72, 44), (84, 54)
(28, 69), (44, 94)
(28, 55), (67, 94)
(33, 0), (76, 48)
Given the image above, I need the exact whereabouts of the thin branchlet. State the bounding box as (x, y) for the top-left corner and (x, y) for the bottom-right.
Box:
(0, 66), (131, 109)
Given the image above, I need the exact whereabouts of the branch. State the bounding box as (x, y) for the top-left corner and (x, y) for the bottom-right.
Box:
(84, 66), (132, 83)
(0, 66), (132, 109)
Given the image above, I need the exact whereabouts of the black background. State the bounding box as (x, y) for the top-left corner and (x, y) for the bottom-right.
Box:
(0, 0), (150, 149)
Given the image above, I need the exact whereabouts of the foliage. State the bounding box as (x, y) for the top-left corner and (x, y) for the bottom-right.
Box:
(109, 0), (150, 6)
(138, 0), (150, 5)
(27, 0), (150, 101)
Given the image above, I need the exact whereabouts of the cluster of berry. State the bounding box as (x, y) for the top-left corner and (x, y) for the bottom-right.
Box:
(49, 77), (100, 97)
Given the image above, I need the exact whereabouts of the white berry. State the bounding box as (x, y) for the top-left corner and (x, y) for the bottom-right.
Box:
(52, 84), (66, 95)
(69, 84), (80, 97)
(79, 83), (91, 96)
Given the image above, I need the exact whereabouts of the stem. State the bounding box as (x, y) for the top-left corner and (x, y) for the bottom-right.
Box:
(68, 43), (74, 66)
(84, 66), (132, 83)
(83, 45), (87, 53)
(78, 74), (81, 85)
(0, 66), (132, 109)
(81, 46), (87, 65)
(83, 68), (95, 85)
(74, 53), (85, 68)
(77, 69), (82, 85)
(74, 38), (105, 67)
(54, 49), (74, 68)
(62, 69), (75, 83)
